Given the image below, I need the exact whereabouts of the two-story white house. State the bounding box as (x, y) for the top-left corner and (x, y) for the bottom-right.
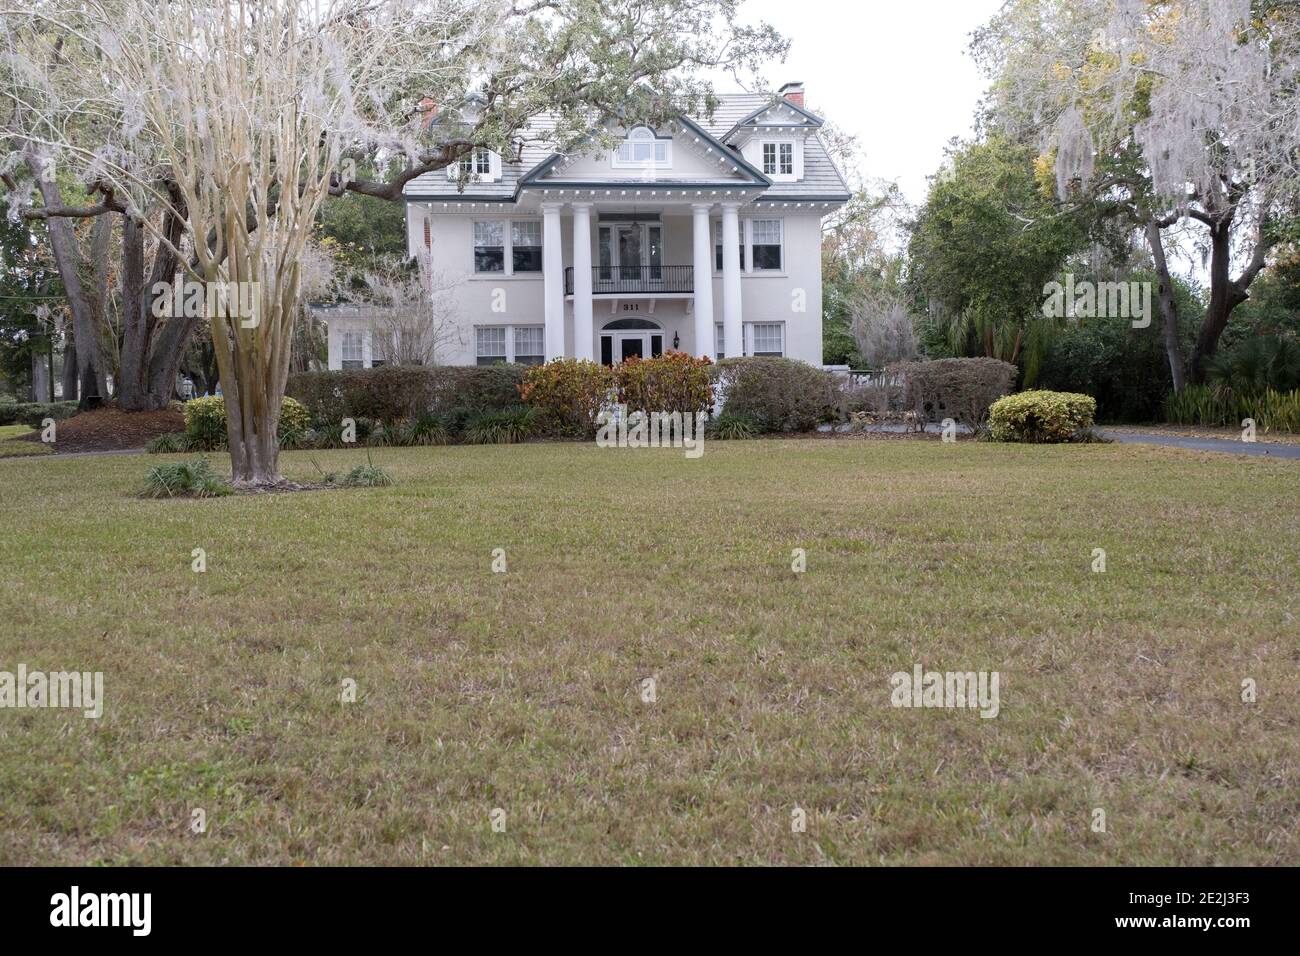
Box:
(324, 83), (849, 370)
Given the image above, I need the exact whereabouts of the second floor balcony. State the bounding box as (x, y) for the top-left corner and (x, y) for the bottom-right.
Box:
(565, 265), (693, 296)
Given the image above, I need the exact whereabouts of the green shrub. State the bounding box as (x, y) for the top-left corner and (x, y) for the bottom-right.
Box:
(286, 366), (526, 433)
(518, 359), (614, 437)
(614, 352), (713, 416)
(145, 432), (197, 454)
(1242, 388), (1300, 433)
(989, 390), (1097, 443)
(1207, 335), (1300, 394)
(312, 416), (376, 449)
(139, 457), (231, 498)
(465, 405), (536, 444)
(338, 462), (395, 488)
(403, 413), (450, 446)
(707, 412), (757, 440)
(712, 357), (842, 433)
(0, 401), (79, 428)
(1164, 384), (1237, 427)
(182, 395), (311, 450)
(182, 396), (229, 449)
(888, 358), (1017, 426)
(1165, 384), (1300, 434)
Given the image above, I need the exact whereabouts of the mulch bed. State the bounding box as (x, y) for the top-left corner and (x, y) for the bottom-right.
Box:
(18, 404), (185, 453)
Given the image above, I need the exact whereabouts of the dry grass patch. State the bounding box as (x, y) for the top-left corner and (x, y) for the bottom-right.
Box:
(0, 440), (1296, 865)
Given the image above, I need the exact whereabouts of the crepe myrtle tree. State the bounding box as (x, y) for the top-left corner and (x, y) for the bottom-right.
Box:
(974, 0), (1300, 389)
(1, 0), (785, 485)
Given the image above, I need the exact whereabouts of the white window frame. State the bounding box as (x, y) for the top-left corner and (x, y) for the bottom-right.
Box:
(341, 330), (364, 368)
(448, 148), (500, 182)
(512, 325), (545, 364)
(612, 126), (672, 170)
(713, 218), (785, 275)
(476, 324), (545, 364)
(761, 141), (794, 177)
(475, 326), (508, 364)
(748, 321), (785, 357)
(749, 218), (784, 272)
(472, 219), (543, 276)
(715, 321), (785, 359)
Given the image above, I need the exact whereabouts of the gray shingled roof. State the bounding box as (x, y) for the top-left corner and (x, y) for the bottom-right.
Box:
(403, 94), (850, 203)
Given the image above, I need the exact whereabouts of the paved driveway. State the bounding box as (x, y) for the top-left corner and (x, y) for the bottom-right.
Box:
(1099, 429), (1300, 459)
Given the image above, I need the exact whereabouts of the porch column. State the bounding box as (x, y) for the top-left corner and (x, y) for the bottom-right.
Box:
(542, 201), (565, 360)
(720, 202), (743, 359)
(691, 203), (715, 360)
(571, 202), (594, 361)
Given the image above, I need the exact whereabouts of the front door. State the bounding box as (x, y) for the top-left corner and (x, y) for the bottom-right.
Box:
(617, 333), (646, 361)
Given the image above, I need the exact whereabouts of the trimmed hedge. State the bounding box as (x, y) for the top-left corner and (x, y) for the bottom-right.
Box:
(0, 401), (79, 428)
(518, 359), (614, 438)
(713, 357), (842, 433)
(887, 358), (1017, 426)
(615, 352), (713, 415)
(286, 366), (526, 431)
(989, 390), (1097, 443)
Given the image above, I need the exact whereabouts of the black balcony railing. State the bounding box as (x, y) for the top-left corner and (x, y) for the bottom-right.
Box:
(564, 265), (693, 295)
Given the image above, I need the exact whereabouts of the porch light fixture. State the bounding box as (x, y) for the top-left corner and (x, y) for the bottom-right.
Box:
(672, 332), (680, 349)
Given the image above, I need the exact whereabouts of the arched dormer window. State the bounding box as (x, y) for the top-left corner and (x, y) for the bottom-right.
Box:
(613, 126), (671, 168)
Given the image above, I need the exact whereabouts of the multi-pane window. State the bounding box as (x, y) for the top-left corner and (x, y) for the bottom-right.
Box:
(513, 326), (544, 365)
(750, 219), (783, 271)
(473, 220), (505, 273)
(511, 221), (543, 273)
(477, 325), (544, 365)
(456, 148), (492, 177)
(751, 322), (784, 357)
(474, 220), (541, 275)
(714, 322), (784, 359)
(476, 327), (508, 365)
(341, 331), (364, 370)
(761, 142), (794, 176)
(714, 220), (745, 272)
(614, 127), (670, 167)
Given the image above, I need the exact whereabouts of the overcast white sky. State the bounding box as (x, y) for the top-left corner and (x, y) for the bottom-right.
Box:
(721, 0), (1008, 205)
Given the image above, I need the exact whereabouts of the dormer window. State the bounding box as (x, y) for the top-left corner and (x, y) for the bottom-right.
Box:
(762, 142), (794, 177)
(448, 147), (498, 182)
(613, 126), (671, 169)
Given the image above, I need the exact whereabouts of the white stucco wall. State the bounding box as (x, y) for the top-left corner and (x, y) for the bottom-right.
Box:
(323, 201), (825, 369)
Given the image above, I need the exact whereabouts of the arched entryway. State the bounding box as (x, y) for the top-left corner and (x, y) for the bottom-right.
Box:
(600, 318), (664, 365)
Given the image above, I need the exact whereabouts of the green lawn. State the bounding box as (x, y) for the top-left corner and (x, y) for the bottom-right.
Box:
(0, 439), (1296, 865)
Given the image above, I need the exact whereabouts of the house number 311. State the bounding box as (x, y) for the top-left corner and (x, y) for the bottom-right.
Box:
(622, 303), (640, 312)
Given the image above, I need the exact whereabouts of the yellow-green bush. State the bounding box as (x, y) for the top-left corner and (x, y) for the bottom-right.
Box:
(183, 395), (311, 449)
(989, 390), (1096, 443)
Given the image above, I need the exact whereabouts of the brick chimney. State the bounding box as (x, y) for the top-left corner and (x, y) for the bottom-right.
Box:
(418, 96), (438, 130)
(778, 81), (805, 109)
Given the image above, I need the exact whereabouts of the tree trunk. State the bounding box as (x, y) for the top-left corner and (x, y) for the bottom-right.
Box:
(117, 214), (149, 408)
(1188, 213), (1255, 385)
(29, 154), (107, 410)
(60, 334), (78, 402)
(1144, 221), (1186, 393)
(117, 192), (199, 411)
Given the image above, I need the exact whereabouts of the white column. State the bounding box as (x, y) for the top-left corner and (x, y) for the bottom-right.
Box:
(721, 202), (743, 359)
(542, 202), (565, 360)
(571, 202), (594, 362)
(691, 203), (715, 360)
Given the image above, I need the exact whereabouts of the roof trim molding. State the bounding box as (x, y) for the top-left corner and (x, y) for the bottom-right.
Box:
(516, 115), (771, 191)
(721, 97), (825, 142)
